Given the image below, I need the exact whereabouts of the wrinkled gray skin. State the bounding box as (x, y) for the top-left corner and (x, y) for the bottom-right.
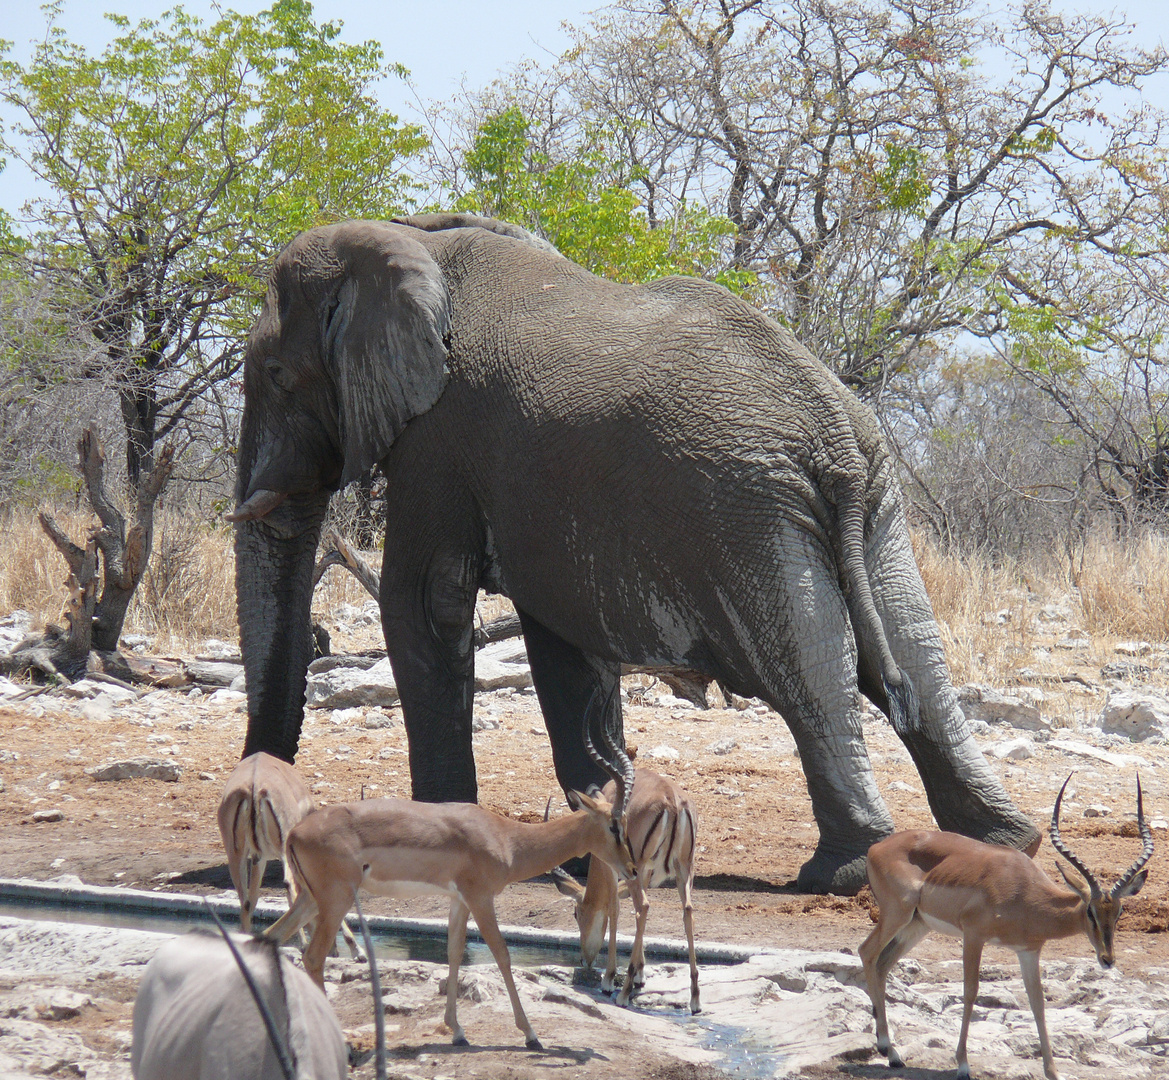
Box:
(233, 213), (1040, 894)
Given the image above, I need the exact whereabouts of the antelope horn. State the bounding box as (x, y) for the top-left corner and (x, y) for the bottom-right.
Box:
(1050, 773), (1102, 901)
(352, 888), (386, 1080)
(205, 902), (295, 1080)
(1112, 773), (1155, 900)
(582, 684), (634, 821)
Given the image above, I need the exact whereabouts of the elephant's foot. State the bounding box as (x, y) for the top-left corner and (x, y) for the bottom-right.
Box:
(796, 846), (871, 895)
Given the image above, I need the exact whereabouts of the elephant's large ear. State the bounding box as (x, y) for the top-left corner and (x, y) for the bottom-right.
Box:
(324, 228), (451, 484)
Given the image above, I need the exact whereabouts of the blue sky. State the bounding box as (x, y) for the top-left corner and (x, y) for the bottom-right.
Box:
(1, 1), (1167, 218)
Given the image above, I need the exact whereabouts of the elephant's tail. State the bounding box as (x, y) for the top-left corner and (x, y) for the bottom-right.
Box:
(839, 495), (920, 734)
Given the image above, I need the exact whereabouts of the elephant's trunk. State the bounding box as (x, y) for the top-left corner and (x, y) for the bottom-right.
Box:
(234, 492), (330, 763)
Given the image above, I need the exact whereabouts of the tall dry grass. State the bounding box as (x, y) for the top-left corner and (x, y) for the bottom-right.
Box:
(0, 505), (1166, 665)
(1077, 532), (1169, 641)
(0, 505), (371, 652)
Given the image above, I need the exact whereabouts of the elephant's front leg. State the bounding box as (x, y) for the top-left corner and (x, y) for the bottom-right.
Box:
(381, 523), (483, 803)
(517, 610), (622, 796)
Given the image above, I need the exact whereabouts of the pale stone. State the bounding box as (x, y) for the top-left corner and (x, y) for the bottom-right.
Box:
(645, 744), (681, 760)
(84, 758), (181, 782)
(988, 738), (1034, 761)
(473, 638), (532, 691)
(709, 738), (737, 755)
(1099, 690), (1169, 742)
(958, 685), (1049, 731)
(306, 657), (399, 709)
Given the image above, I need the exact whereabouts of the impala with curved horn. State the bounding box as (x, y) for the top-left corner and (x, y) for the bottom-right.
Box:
(552, 766), (699, 1012)
(860, 774), (1154, 1080)
(264, 691), (637, 1049)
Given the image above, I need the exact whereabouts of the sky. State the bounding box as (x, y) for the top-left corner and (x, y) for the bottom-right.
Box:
(1, 0), (1167, 219)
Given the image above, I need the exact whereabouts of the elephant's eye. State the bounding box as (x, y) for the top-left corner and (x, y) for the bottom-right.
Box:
(264, 357), (291, 388)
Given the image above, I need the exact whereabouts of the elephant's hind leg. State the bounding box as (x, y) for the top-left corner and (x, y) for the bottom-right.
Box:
(734, 528), (895, 894)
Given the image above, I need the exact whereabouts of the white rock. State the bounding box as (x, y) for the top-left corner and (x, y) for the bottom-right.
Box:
(473, 639), (532, 691)
(362, 709), (396, 729)
(79, 696), (114, 723)
(1114, 641), (1152, 657)
(1048, 739), (1151, 769)
(0, 609), (32, 652)
(989, 737), (1034, 760)
(645, 744), (680, 760)
(709, 738), (737, 755)
(206, 688), (246, 705)
(84, 758), (182, 782)
(329, 706), (366, 726)
(196, 638), (240, 660)
(958, 684), (1049, 731)
(1098, 690), (1169, 742)
(64, 680), (136, 703)
(306, 657), (399, 709)
(1083, 804), (1111, 818)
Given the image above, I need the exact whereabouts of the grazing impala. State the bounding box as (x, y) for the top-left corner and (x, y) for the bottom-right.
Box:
(860, 775), (1154, 1080)
(264, 705), (638, 1049)
(553, 767), (700, 1012)
(218, 751), (360, 956)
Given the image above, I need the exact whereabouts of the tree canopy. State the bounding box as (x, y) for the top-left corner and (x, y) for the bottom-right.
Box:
(0, 0), (426, 485)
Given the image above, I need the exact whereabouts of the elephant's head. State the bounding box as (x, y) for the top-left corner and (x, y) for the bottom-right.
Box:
(232, 222), (451, 762)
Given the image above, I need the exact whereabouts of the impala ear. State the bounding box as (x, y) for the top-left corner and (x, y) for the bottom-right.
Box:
(1055, 858), (1091, 903)
(324, 228), (450, 484)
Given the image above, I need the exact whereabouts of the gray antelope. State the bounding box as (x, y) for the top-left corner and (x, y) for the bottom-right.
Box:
(218, 751), (358, 955)
(553, 767), (700, 1012)
(131, 928), (348, 1080)
(132, 895), (387, 1080)
(264, 722), (638, 1049)
(860, 775), (1154, 1080)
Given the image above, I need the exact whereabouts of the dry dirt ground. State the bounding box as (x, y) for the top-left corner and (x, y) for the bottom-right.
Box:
(1, 608), (1168, 1078)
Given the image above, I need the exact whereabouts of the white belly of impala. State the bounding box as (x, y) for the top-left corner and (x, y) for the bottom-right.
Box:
(361, 876), (453, 900)
(919, 910), (963, 938)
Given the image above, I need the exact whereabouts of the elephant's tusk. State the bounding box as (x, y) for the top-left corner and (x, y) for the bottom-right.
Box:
(226, 489), (289, 522)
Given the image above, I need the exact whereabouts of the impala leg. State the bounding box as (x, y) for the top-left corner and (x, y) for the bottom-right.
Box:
(470, 901), (540, 1049)
(859, 912), (927, 1067)
(956, 937), (984, 1080)
(678, 869), (700, 1013)
(602, 870), (618, 993)
(617, 877), (649, 1007)
(1019, 949), (1062, 1080)
(445, 898), (470, 1046)
(241, 854), (263, 934)
(263, 887), (316, 948)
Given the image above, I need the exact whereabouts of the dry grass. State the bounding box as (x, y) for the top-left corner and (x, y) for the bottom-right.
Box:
(0, 505), (371, 652)
(1077, 532), (1169, 641)
(0, 505), (1166, 668)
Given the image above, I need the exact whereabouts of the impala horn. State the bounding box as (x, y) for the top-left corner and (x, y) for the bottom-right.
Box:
(1050, 773), (1102, 901)
(1112, 774), (1155, 900)
(582, 682), (636, 824)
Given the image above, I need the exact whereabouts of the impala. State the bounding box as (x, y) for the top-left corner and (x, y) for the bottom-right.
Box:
(264, 699), (638, 1049)
(860, 775), (1154, 1080)
(218, 751), (358, 956)
(553, 767), (700, 1012)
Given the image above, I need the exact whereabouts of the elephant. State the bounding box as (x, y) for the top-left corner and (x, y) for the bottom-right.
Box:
(231, 211), (1040, 894)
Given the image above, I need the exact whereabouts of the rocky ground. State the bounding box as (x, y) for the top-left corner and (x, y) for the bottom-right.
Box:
(0, 597), (1168, 1078)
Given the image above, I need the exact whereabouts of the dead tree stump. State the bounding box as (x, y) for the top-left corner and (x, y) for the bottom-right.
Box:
(0, 424), (175, 683)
